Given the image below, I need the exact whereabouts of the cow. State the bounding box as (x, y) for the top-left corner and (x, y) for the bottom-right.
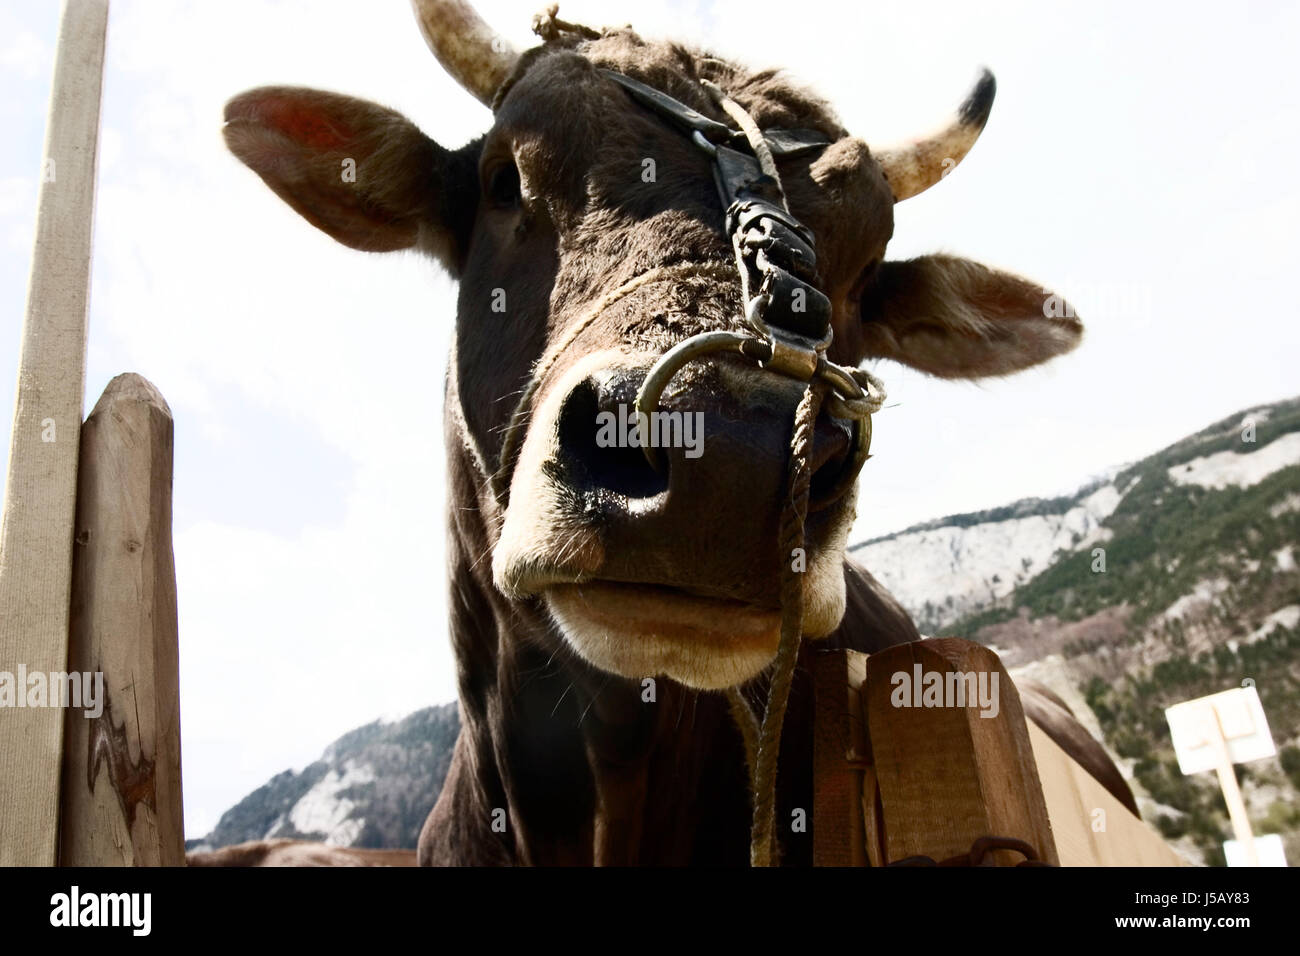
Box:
(206, 0), (1135, 866)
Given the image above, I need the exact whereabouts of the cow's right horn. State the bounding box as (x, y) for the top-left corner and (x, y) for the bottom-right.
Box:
(410, 0), (520, 107)
(873, 69), (997, 203)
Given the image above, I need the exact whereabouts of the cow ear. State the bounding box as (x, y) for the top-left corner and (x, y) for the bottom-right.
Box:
(857, 254), (1082, 378)
(223, 86), (475, 270)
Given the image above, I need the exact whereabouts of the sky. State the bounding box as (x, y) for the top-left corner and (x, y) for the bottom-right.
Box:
(1, 0), (1297, 839)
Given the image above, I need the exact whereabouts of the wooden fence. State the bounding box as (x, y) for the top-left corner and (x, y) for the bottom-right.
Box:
(0, 367), (184, 869)
(0, 0), (183, 867)
(811, 642), (1187, 866)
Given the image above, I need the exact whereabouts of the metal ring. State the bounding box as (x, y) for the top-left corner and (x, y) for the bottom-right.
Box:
(634, 330), (761, 471)
(816, 359), (865, 404)
(745, 294), (772, 336)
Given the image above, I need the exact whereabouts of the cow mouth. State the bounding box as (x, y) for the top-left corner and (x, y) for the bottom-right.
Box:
(544, 580), (782, 690)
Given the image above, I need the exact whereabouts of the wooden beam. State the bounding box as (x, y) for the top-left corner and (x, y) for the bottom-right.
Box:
(810, 649), (868, 866)
(861, 639), (1059, 866)
(59, 374), (183, 866)
(811, 644), (1189, 866)
(1028, 721), (1188, 866)
(0, 0), (109, 867)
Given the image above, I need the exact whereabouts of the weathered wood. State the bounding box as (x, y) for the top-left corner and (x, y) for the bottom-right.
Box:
(0, 0), (109, 867)
(861, 639), (1059, 865)
(1028, 721), (1187, 866)
(59, 374), (183, 866)
(811, 649), (868, 865)
(811, 644), (1190, 866)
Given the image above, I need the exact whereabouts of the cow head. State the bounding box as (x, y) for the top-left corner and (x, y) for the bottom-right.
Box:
(223, 1), (1081, 692)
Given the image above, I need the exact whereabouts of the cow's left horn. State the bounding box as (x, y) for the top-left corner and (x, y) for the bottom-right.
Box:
(410, 0), (520, 107)
(873, 69), (996, 203)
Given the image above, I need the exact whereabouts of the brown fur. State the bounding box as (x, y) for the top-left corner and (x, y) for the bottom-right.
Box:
(220, 22), (1122, 866)
(186, 838), (416, 867)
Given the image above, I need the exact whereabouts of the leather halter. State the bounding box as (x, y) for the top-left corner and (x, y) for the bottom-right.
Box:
(602, 70), (833, 343)
(602, 70), (883, 504)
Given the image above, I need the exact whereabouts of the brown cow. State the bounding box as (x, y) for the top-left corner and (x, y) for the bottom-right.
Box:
(208, 0), (1133, 865)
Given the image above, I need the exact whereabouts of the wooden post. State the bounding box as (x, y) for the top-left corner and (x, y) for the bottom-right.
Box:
(812, 643), (1187, 866)
(59, 374), (183, 866)
(812, 641), (1060, 866)
(0, 0), (109, 867)
(810, 650), (868, 866)
(1208, 709), (1258, 866)
(862, 639), (1059, 866)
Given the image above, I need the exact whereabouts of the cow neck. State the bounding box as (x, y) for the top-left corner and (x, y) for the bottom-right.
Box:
(444, 479), (751, 864)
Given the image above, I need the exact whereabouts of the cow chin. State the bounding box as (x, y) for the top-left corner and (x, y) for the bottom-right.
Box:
(543, 556), (847, 690)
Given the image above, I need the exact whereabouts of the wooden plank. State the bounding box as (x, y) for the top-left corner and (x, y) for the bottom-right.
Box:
(810, 650), (868, 865)
(862, 639), (1059, 865)
(1028, 721), (1188, 867)
(0, 0), (109, 867)
(59, 374), (183, 866)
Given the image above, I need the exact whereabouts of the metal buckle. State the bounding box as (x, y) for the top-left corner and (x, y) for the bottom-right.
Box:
(765, 329), (821, 381)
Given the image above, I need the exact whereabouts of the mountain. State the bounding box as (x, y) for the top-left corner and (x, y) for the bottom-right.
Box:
(850, 474), (1124, 636)
(187, 702), (459, 853)
(855, 395), (1300, 866)
(195, 396), (1300, 866)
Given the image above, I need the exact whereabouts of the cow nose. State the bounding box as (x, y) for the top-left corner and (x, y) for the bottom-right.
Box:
(553, 365), (855, 511)
(556, 374), (671, 500)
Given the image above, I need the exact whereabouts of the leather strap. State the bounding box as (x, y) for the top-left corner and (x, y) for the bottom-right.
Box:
(600, 70), (830, 157)
(601, 69), (833, 345)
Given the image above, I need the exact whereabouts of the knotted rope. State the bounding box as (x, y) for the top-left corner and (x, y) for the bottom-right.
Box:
(531, 3), (602, 42)
(731, 382), (825, 866)
(699, 76), (841, 867)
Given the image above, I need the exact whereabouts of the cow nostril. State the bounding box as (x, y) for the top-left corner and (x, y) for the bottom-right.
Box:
(556, 379), (669, 500)
(807, 415), (858, 512)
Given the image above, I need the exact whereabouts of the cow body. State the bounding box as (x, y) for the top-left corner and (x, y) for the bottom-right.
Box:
(210, 3), (1135, 866)
(187, 839), (417, 867)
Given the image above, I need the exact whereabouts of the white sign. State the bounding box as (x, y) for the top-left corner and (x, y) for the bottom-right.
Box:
(1224, 833), (1287, 867)
(1165, 686), (1275, 775)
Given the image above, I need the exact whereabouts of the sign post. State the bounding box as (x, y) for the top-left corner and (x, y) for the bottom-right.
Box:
(1165, 686), (1280, 867)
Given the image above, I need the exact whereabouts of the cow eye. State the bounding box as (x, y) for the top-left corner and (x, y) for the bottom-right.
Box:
(486, 161), (521, 210)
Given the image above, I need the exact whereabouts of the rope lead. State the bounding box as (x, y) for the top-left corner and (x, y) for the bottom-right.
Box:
(730, 382), (824, 866)
(699, 76), (828, 866)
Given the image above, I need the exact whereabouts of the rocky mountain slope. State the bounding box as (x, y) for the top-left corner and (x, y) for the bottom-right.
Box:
(195, 397), (1300, 866)
(187, 702), (458, 853)
(856, 396), (1300, 866)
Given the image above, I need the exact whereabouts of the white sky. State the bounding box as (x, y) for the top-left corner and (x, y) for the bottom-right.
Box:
(2, 0), (1297, 838)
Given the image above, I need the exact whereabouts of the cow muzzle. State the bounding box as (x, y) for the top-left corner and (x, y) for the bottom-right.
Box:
(492, 348), (863, 689)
